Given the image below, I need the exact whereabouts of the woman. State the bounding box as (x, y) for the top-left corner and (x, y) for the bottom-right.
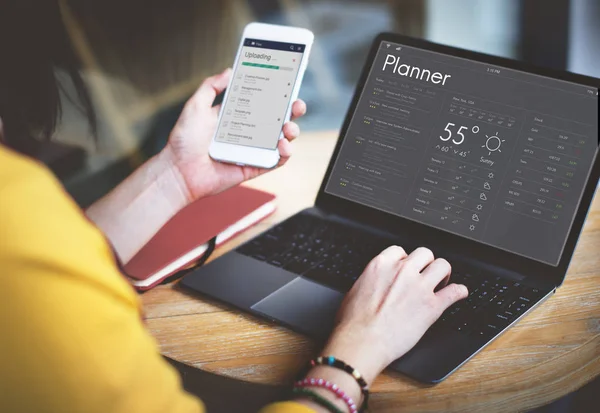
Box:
(0, 3), (468, 412)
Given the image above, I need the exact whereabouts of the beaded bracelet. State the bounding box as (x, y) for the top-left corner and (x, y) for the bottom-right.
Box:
(292, 387), (345, 413)
(296, 377), (358, 413)
(309, 356), (369, 411)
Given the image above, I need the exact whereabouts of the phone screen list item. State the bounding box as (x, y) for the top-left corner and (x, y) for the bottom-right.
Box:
(215, 38), (305, 150)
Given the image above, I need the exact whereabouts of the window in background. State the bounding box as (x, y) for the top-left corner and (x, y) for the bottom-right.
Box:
(259, 1), (396, 132)
(425, 0), (520, 58)
(569, 0), (600, 78)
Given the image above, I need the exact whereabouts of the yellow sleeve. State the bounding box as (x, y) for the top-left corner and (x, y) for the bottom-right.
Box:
(259, 402), (317, 413)
(0, 148), (203, 413)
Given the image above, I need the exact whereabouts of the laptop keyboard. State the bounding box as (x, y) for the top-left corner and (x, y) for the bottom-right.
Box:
(237, 214), (394, 292)
(430, 271), (545, 339)
(237, 213), (546, 339)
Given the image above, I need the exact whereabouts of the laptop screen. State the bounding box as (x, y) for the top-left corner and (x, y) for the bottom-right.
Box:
(325, 40), (599, 266)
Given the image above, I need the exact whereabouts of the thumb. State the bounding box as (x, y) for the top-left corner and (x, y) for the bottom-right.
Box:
(193, 68), (232, 108)
(435, 283), (468, 312)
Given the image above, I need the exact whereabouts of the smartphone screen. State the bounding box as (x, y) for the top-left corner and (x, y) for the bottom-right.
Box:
(215, 38), (306, 149)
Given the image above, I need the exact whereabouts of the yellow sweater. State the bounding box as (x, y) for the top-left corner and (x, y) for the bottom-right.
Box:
(0, 146), (312, 413)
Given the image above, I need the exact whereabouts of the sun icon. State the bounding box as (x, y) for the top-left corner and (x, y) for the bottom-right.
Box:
(482, 133), (505, 155)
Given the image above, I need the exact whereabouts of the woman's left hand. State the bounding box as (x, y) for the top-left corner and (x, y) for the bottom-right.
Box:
(163, 68), (307, 203)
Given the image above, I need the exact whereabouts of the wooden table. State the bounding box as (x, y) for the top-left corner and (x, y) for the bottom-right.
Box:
(142, 131), (600, 412)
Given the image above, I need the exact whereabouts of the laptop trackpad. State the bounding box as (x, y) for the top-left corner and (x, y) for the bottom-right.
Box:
(251, 277), (345, 340)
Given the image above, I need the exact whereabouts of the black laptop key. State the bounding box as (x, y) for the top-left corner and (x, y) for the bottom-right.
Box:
(304, 268), (350, 291)
(494, 313), (511, 325)
(239, 235), (291, 259)
(338, 264), (363, 282)
(455, 320), (472, 333)
(303, 266), (330, 281)
(267, 258), (285, 267)
(236, 241), (261, 257)
(493, 297), (507, 307)
(478, 323), (502, 338)
(284, 258), (314, 274)
(321, 259), (341, 272)
(501, 309), (518, 321)
(349, 268), (363, 281)
(264, 233), (281, 242)
(514, 301), (529, 313)
(278, 251), (296, 263)
(448, 304), (462, 317)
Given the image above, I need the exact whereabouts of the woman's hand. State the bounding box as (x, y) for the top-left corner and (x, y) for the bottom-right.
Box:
(86, 70), (305, 263)
(294, 246), (468, 413)
(163, 68), (307, 202)
(322, 246), (468, 384)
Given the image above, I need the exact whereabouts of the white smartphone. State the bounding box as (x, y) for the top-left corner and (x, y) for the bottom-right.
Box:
(209, 23), (314, 169)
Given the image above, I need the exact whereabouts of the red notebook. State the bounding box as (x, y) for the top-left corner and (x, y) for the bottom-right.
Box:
(124, 185), (276, 291)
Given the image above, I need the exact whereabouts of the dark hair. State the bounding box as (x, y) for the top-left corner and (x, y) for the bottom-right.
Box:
(0, 1), (96, 154)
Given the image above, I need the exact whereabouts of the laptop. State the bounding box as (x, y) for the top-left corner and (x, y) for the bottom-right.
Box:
(182, 33), (600, 384)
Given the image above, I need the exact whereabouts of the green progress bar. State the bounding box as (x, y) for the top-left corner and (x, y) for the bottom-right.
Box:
(242, 62), (280, 70)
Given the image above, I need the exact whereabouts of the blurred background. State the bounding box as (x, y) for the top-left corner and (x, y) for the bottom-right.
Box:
(49, 0), (599, 206)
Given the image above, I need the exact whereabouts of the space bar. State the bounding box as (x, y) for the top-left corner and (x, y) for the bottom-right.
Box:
(303, 268), (351, 292)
